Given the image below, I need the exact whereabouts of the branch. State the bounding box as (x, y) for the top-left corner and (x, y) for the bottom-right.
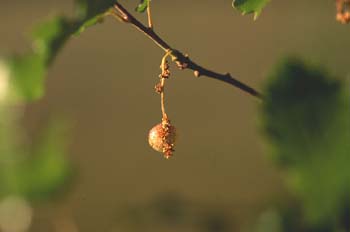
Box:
(114, 2), (262, 99)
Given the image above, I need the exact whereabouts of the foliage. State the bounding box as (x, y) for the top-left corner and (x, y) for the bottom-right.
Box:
(0, 109), (72, 201)
(135, 0), (150, 13)
(262, 57), (350, 228)
(232, 0), (271, 19)
(4, 0), (114, 102)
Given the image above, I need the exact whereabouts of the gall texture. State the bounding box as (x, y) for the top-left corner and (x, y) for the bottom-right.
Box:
(148, 121), (176, 159)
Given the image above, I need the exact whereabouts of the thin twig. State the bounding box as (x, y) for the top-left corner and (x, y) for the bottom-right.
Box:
(147, 0), (153, 29)
(114, 1), (262, 99)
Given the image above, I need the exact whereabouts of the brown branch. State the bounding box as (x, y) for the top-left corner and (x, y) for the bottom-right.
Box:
(114, 1), (262, 99)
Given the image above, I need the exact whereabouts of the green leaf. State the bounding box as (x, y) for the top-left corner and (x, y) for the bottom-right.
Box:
(261, 57), (350, 225)
(32, 17), (72, 62)
(232, 0), (270, 19)
(4, 0), (115, 102)
(18, 120), (72, 201)
(74, 0), (115, 34)
(135, 0), (150, 13)
(75, 13), (106, 35)
(0, 118), (72, 201)
(6, 17), (72, 101)
(8, 54), (46, 101)
(76, 0), (114, 20)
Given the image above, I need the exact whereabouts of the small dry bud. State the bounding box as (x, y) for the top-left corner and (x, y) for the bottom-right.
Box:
(175, 61), (188, 70)
(154, 83), (163, 94)
(194, 70), (200, 77)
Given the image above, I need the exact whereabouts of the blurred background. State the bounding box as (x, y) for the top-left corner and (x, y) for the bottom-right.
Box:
(0, 0), (349, 231)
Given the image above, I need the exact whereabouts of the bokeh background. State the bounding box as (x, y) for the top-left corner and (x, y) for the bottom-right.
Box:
(0, 0), (349, 231)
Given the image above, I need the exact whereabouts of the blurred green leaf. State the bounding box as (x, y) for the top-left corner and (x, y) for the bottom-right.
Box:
(8, 54), (46, 101)
(135, 0), (150, 13)
(32, 17), (72, 62)
(19, 120), (72, 201)
(74, 0), (114, 34)
(7, 17), (67, 101)
(0, 116), (72, 201)
(262, 57), (350, 225)
(5, 0), (115, 102)
(76, 0), (114, 20)
(232, 0), (270, 19)
(75, 13), (106, 35)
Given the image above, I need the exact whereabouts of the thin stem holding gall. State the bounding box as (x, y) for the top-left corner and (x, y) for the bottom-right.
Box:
(160, 78), (166, 119)
(159, 51), (171, 119)
(113, 1), (262, 99)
